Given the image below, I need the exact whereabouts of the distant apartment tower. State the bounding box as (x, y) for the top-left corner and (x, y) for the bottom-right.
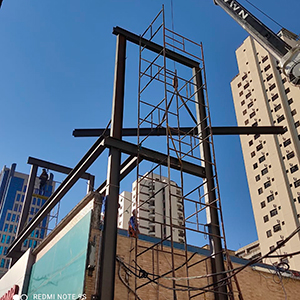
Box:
(0, 163), (55, 277)
(235, 240), (261, 261)
(120, 173), (185, 243)
(118, 191), (132, 230)
(231, 30), (300, 270)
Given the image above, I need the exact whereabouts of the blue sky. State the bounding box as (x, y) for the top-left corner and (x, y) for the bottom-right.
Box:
(0, 0), (299, 250)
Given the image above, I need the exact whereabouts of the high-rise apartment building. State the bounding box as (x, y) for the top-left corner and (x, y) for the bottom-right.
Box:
(0, 163), (55, 277)
(118, 173), (185, 243)
(231, 29), (300, 270)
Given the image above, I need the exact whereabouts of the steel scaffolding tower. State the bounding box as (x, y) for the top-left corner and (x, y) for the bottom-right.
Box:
(117, 7), (243, 300)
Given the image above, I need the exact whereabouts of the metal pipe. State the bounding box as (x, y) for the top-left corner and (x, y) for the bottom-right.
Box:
(193, 66), (228, 300)
(98, 34), (126, 300)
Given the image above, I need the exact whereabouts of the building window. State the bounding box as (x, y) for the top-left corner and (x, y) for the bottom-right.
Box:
(267, 194), (275, 203)
(250, 111), (256, 118)
(261, 167), (268, 175)
(285, 87), (290, 94)
(274, 104), (281, 112)
(246, 92), (252, 99)
(266, 230), (272, 237)
(264, 181), (271, 189)
(249, 140), (253, 146)
(255, 175), (261, 181)
(261, 201), (266, 208)
(283, 139), (291, 147)
(270, 208), (278, 217)
(0, 259), (5, 268)
(245, 119), (249, 125)
(252, 121), (258, 127)
(277, 115), (285, 123)
(253, 163), (258, 170)
(242, 74), (247, 80)
(266, 74), (273, 81)
(256, 144), (263, 151)
(269, 83), (276, 91)
(262, 56), (269, 63)
(248, 102), (254, 109)
(271, 94), (279, 101)
(291, 109), (297, 116)
(239, 91), (244, 96)
(288, 98), (293, 105)
(254, 133), (260, 140)
(259, 155), (266, 163)
(1, 235), (6, 243)
(263, 215), (269, 222)
(244, 83), (250, 89)
(258, 188), (263, 195)
(273, 224), (281, 232)
(264, 64), (271, 71)
(238, 82), (242, 88)
(291, 165), (299, 174)
(295, 121), (300, 128)
(282, 78), (287, 83)
(243, 109), (247, 115)
(287, 151), (295, 160)
(294, 179), (300, 188)
(251, 151), (256, 158)
(241, 100), (245, 106)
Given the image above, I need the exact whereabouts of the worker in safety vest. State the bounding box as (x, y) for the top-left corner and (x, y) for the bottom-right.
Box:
(128, 209), (139, 238)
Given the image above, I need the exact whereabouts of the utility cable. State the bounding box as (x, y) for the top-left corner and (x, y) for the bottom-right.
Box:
(117, 259), (143, 300)
(242, 0), (284, 29)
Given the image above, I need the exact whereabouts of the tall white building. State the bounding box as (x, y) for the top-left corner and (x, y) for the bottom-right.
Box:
(231, 30), (300, 270)
(118, 173), (185, 243)
(118, 191), (132, 230)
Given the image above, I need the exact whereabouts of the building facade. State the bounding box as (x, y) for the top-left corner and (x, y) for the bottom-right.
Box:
(231, 30), (300, 270)
(0, 163), (54, 277)
(118, 173), (184, 243)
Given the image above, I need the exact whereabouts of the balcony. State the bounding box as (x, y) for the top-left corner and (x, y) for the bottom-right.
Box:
(178, 230), (185, 237)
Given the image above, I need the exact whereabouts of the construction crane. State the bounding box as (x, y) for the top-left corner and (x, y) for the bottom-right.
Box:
(214, 0), (300, 85)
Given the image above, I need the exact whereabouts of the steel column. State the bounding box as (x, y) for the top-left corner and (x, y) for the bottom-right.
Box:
(193, 66), (228, 300)
(98, 34), (126, 300)
(13, 164), (38, 262)
(17, 164), (38, 235)
(88, 175), (95, 193)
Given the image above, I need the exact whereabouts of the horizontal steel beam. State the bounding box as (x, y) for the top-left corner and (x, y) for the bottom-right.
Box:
(101, 137), (206, 178)
(27, 156), (93, 180)
(7, 135), (107, 259)
(73, 126), (285, 137)
(113, 26), (199, 69)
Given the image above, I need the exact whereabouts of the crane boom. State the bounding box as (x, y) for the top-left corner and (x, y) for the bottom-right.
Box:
(214, 0), (300, 85)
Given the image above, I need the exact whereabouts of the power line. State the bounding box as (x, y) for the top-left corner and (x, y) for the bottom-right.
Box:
(242, 0), (284, 29)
